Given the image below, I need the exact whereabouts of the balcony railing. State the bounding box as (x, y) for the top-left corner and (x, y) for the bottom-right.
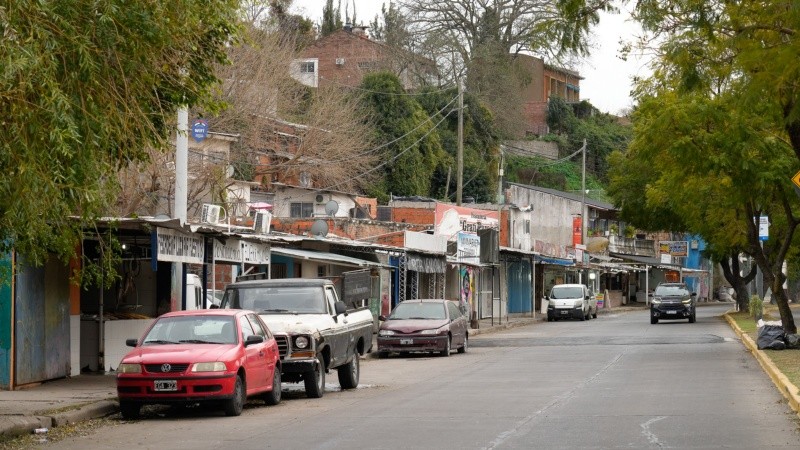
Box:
(608, 235), (656, 257)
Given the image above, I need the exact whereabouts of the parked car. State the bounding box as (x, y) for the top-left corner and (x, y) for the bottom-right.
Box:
(546, 284), (597, 321)
(377, 299), (468, 358)
(116, 309), (281, 419)
(650, 282), (697, 324)
(220, 278), (373, 398)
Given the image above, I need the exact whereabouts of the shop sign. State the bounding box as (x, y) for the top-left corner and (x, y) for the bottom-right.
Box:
(155, 227), (204, 264)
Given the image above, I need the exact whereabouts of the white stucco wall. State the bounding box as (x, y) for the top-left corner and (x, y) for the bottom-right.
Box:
(272, 187), (357, 218)
(508, 185), (584, 255)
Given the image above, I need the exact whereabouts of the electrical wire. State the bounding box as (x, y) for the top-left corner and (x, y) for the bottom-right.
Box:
(320, 107), (456, 191)
(320, 76), (455, 96)
(300, 93), (460, 164)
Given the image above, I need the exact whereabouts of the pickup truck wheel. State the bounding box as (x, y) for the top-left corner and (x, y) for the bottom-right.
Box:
(337, 354), (360, 389)
(440, 336), (451, 357)
(304, 354), (325, 398)
(262, 368), (282, 406)
(223, 375), (245, 416)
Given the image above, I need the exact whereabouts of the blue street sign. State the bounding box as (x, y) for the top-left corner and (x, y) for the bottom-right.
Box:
(758, 216), (769, 241)
(191, 119), (209, 142)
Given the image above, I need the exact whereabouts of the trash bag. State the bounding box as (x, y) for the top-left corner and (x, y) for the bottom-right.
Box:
(785, 334), (800, 349)
(757, 324), (786, 350)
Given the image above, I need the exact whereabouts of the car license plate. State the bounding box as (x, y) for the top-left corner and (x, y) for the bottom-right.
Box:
(560, 310), (569, 315)
(400, 339), (413, 345)
(667, 310), (677, 315)
(154, 380), (177, 391)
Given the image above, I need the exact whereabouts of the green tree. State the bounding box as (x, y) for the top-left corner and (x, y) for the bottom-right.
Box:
(608, 91), (799, 332)
(624, 0), (800, 332)
(417, 89), (501, 203)
(0, 0), (240, 285)
(321, 0), (342, 37)
(360, 73), (447, 201)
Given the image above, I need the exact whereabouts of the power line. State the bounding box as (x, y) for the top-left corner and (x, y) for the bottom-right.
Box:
(320, 108), (455, 191)
(320, 76), (455, 96)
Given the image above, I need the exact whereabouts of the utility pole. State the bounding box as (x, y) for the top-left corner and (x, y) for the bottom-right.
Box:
(456, 80), (464, 206)
(174, 106), (188, 311)
(580, 139), (587, 285)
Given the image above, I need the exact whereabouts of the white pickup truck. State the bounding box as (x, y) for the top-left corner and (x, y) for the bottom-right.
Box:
(219, 278), (373, 398)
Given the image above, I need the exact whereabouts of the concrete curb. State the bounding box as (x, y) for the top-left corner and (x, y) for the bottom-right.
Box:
(724, 313), (800, 418)
(0, 400), (118, 439)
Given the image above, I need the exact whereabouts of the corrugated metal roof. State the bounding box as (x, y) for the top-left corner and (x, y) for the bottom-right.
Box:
(271, 247), (385, 268)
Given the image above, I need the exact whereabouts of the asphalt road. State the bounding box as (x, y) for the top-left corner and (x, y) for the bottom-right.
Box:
(48, 304), (799, 449)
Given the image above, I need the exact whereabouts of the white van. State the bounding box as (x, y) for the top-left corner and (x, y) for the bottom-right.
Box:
(185, 274), (204, 310)
(546, 284), (597, 321)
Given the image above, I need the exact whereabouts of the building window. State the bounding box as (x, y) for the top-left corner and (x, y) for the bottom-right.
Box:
(290, 202), (314, 218)
(524, 220), (531, 234)
(300, 61), (315, 73)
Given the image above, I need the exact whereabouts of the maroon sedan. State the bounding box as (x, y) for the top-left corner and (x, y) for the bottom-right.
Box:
(377, 299), (468, 358)
(116, 309), (280, 419)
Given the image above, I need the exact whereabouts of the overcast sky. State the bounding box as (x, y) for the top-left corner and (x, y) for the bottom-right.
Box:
(291, 1), (649, 115)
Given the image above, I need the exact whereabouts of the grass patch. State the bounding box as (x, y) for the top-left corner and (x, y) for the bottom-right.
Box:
(727, 304), (800, 389)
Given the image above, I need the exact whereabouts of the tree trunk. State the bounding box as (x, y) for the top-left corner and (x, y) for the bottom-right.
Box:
(719, 256), (756, 313)
(765, 270), (797, 334)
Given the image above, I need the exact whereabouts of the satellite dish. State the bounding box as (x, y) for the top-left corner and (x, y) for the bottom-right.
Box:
(226, 165), (235, 178)
(324, 200), (339, 217)
(310, 220), (329, 237)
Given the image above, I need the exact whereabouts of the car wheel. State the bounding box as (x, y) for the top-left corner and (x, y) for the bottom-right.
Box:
(223, 374), (245, 416)
(580, 311), (586, 321)
(337, 354), (360, 389)
(304, 354), (325, 398)
(650, 315), (658, 324)
(457, 335), (468, 354)
(440, 335), (451, 357)
(262, 367), (282, 406)
(119, 401), (140, 420)
(689, 312), (696, 323)
(592, 307), (598, 319)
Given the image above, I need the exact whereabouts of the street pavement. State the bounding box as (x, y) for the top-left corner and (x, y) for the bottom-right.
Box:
(5, 300), (786, 441)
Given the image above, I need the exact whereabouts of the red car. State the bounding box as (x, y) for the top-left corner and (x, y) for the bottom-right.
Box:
(116, 309), (281, 419)
(377, 299), (469, 358)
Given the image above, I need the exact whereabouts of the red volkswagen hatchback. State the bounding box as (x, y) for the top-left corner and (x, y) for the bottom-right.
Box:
(116, 309), (281, 419)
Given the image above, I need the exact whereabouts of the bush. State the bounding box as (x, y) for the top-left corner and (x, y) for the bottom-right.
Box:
(749, 294), (763, 320)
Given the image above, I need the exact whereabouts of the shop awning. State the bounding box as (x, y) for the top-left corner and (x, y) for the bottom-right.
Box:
(534, 255), (575, 266)
(609, 252), (680, 269)
(271, 247), (383, 268)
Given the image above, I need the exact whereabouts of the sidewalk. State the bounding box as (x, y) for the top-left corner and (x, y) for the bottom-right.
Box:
(0, 301), (720, 439)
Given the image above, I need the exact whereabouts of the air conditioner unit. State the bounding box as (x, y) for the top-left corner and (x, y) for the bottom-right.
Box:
(201, 204), (221, 224)
(253, 211), (272, 234)
(315, 193), (326, 204)
(335, 58), (345, 66)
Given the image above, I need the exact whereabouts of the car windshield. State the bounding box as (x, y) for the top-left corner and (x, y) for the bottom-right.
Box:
(655, 285), (689, 296)
(224, 286), (327, 314)
(389, 302), (446, 320)
(142, 316), (237, 345)
(550, 286), (584, 299)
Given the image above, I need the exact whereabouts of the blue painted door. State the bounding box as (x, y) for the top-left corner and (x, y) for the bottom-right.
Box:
(507, 260), (532, 313)
(15, 256), (70, 385)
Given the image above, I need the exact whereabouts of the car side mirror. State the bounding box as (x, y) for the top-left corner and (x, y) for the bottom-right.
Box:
(378, 315), (387, 321)
(691, 292), (697, 297)
(245, 335), (264, 346)
(126, 338), (138, 347)
(209, 304), (220, 309)
(334, 301), (347, 315)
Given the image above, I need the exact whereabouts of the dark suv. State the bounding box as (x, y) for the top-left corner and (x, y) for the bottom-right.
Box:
(650, 282), (697, 324)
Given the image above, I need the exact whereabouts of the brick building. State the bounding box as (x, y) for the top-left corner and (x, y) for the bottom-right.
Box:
(293, 25), (438, 90)
(513, 53), (583, 136)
